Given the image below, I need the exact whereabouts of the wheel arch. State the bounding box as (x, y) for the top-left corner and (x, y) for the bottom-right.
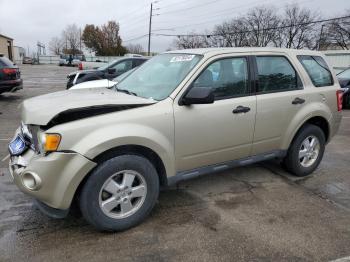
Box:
(285, 115), (330, 150)
(72, 144), (169, 209)
(92, 144), (168, 187)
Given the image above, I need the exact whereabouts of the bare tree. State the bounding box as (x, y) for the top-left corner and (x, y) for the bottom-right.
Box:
(174, 32), (211, 49)
(62, 24), (81, 54)
(324, 12), (350, 50)
(168, 3), (345, 51)
(275, 4), (319, 49)
(244, 6), (280, 47)
(212, 19), (250, 47)
(126, 44), (144, 54)
(48, 37), (63, 55)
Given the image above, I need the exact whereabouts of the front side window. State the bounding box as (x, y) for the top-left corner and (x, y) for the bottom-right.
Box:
(113, 60), (132, 73)
(117, 54), (202, 100)
(298, 56), (333, 87)
(193, 57), (249, 99)
(256, 56), (300, 93)
(98, 58), (122, 71)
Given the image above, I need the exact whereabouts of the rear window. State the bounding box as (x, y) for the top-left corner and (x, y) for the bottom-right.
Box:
(0, 57), (14, 67)
(298, 56), (333, 87)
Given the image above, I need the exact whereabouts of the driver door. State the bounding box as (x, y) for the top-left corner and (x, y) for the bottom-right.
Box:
(174, 55), (256, 172)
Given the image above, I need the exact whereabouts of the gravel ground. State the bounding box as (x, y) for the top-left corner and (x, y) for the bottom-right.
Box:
(0, 64), (350, 262)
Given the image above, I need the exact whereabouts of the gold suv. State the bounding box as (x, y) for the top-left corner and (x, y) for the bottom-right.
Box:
(8, 48), (343, 231)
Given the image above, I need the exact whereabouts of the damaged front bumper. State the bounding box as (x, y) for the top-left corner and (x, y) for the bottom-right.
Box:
(9, 148), (96, 213)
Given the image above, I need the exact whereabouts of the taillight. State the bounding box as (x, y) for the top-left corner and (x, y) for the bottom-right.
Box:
(2, 68), (17, 74)
(78, 62), (82, 70)
(336, 90), (343, 111)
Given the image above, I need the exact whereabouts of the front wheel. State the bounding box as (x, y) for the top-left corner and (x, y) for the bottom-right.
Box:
(283, 124), (326, 177)
(79, 155), (159, 231)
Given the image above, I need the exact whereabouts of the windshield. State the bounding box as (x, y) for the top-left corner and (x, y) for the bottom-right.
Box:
(117, 53), (202, 100)
(337, 68), (350, 79)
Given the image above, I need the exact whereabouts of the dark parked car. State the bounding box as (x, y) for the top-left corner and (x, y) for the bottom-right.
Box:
(0, 56), (22, 94)
(66, 57), (147, 89)
(337, 68), (350, 109)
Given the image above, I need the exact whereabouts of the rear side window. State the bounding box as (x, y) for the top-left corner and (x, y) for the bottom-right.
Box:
(112, 60), (133, 73)
(256, 56), (301, 93)
(298, 55), (333, 87)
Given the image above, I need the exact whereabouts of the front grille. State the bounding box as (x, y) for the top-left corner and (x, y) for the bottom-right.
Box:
(27, 125), (40, 153)
(67, 75), (75, 88)
(20, 124), (40, 153)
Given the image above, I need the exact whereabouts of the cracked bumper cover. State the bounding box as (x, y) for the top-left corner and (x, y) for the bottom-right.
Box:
(9, 149), (96, 210)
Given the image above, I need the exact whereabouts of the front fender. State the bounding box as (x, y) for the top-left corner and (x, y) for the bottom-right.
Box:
(69, 123), (176, 178)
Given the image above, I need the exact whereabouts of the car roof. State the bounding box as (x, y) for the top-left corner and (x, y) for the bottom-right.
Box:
(165, 47), (322, 58)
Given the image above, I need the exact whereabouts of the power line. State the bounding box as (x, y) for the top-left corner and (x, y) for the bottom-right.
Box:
(153, 0), (313, 30)
(153, 15), (350, 38)
(120, 0), (309, 44)
(159, 0), (226, 16)
(117, 3), (150, 23)
(156, 0), (280, 22)
(123, 34), (149, 42)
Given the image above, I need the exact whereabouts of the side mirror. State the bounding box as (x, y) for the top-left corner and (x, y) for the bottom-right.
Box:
(107, 68), (116, 74)
(181, 87), (215, 105)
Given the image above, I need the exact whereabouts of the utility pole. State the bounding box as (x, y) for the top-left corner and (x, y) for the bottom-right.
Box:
(318, 24), (325, 51)
(147, 3), (153, 56)
(147, 1), (160, 56)
(79, 28), (82, 53)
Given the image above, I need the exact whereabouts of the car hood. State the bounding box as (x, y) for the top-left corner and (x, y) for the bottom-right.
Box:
(21, 88), (156, 126)
(70, 79), (117, 90)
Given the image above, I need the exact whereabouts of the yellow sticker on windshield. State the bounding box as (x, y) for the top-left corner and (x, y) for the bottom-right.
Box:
(170, 55), (195, 63)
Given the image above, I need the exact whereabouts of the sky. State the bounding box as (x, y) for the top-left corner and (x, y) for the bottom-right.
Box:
(0, 0), (349, 55)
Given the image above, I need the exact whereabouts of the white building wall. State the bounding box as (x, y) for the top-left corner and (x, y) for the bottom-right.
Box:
(323, 50), (350, 73)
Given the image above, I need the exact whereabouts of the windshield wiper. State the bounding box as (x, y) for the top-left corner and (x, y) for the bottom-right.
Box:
(115, 86), (138, 97)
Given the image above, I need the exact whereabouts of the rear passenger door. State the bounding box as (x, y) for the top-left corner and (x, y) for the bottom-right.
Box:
(252, 55), (306, 155)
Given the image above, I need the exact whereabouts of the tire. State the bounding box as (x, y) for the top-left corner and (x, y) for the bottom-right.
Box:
(79, 155), (159, 231)
(283, 124), (326, 177)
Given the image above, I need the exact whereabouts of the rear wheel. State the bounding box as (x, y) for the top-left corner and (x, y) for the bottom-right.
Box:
(283, 124), (326, 177)
(79, 155), (159, 231)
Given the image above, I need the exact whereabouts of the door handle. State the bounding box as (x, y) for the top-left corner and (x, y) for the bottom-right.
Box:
(232, 105), (250, 114)
(292, 97), (305, 105)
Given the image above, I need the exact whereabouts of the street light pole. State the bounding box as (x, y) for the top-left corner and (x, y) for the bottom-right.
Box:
(147, 3), (153, 56)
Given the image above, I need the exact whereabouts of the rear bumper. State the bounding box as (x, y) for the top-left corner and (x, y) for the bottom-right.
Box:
(329, 111), (342, 140)
(0, 79), (23, 93)
(9, 149), (96, 210)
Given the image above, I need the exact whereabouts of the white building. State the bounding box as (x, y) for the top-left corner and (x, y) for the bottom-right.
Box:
(323, 50), (350, 73)
(13, 46), (26, 64)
